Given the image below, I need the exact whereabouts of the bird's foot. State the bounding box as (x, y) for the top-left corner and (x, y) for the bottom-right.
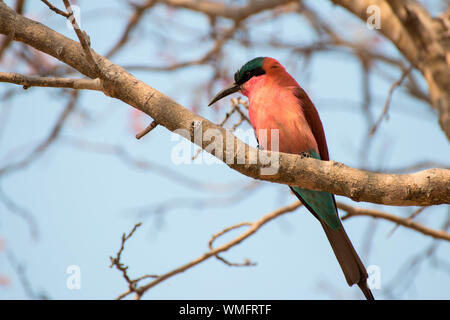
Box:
(299, 152), (311, 158)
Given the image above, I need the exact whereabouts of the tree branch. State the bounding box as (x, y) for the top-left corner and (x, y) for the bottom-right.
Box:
(110, 222), (158, 299)
(0, 72), (102, 90)
(330, 0), (450, 140)
(338, 202), (450, 241)
(104, 0), (156, 59)
(0, 1), (448, 206)
(127, 200), (302, 299)
(161, 0), (296, 22)
(0, 0), (25, 59)
(117, 199), (450, 299)
(369, 65), (413, 135)
(40, 0), (69, 18)
(0, 90), (78, 176)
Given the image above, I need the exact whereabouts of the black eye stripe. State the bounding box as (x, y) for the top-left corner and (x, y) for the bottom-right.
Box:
(235, 66), (265, 85)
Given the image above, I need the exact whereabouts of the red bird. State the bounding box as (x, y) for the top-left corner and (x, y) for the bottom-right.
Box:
(209, 57), (374, 300)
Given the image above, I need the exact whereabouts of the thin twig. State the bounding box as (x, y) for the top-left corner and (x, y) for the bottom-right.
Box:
(105, 0), (157, 58)
(0, 91), (79, 177)
(339, 202), (450, 241)
(123, 21), (242, 72)
(41, 0), (69, 18)
(61, 136), (241, 192)
(135, 120), (158, 139)
(386, 207), (426, 238)
(5, 250), (49, 299)
(110, 222), (158, 299)
(208, 222), (256, 267)
(369, 65), (413, 136)
(61, 0), (102, 77)
(0, 184), (39, 240)
(120, 201), (302, 299)
(0, 72), (103, 91)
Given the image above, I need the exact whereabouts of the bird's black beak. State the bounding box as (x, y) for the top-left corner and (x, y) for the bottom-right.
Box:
(208, 83), (240, 106)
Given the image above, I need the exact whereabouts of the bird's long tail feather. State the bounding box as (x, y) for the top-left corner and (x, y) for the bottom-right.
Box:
(291, 187), (374, 300)
(319, 219), (374, 300)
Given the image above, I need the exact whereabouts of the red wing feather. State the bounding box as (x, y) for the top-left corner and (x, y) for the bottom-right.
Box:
(293, 87), (329, 161)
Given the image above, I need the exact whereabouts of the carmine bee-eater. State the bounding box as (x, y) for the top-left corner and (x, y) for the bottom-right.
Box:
(209, 57), (374, 300)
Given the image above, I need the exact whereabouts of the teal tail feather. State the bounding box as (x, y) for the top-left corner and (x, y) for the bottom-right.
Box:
(291, 187), (374, 300)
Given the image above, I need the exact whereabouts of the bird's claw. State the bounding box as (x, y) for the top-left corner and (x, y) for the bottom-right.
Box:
(300, 152), (311, 158)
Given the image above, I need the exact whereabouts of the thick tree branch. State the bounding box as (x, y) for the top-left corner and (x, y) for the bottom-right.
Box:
(0, 0), (25, 59)
(330, 0), (450, 140)
(0, 1), (448, 206)
(386, 0), (450, 141)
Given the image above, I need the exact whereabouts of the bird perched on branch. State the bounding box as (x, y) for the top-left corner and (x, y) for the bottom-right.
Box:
(209, 57), (374, 300)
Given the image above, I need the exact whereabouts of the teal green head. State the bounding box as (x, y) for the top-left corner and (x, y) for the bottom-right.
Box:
(208, 57), (267, 106)
(233, 57), (266, 85)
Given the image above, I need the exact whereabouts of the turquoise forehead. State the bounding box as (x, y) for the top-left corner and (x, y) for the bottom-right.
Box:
(236, 57), (265, 79)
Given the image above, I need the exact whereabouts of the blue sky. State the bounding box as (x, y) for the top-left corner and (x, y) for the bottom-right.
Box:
(0, 0), (449, 299)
